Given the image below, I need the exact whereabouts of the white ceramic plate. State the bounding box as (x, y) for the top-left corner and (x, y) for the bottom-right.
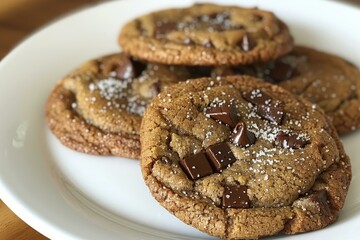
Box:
(0, 0), (360, 239)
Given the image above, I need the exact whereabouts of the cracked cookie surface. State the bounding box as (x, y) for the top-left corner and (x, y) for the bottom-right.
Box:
(119, 3), (293, 66)
(212, 46), (360, 134)
(140, 76), (351, 239)
(46, 53), (193, 159)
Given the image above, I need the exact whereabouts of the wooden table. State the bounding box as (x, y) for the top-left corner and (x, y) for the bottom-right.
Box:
(0, 1), (101, 239)
(1, 0), (359, 239)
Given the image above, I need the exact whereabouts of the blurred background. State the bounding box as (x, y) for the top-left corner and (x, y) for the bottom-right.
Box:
(0, 1), (102, 240)
(0, 0), (359, 239)
(0, 0), (101, 59)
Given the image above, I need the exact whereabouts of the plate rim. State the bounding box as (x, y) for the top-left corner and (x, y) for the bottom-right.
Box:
(0, 0), (359, 239)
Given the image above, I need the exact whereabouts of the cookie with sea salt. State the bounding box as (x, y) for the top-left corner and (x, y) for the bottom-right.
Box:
(46, 53), (194, 159)
(119, 3), (293, 66)
(211, 46), (360, 134)
(140, 76), (351, 239)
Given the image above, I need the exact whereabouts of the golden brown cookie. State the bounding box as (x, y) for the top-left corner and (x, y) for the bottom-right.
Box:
(46, 53), (194, 159)
(212, 46), (360, 134)
(119, 3), (293, 66)
(140, 76), (351, 239)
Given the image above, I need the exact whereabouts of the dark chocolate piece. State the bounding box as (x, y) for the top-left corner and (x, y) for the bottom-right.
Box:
(179, 152), (213, 180)
(156, 21), (177, 36)
(206, 103), (239, 128)
(205, 142), (237, 172)
(309, 190), (331, 215)
(240, 33), (256, 52)
(244, 89), (284, 124)
(222, 185), (250, 208)
(243, 89), (272, 106)
(257, 102), (284, 125)
(276, 131), (309, 149)
(231, 121), (256, 147)
(268, 62), (294, 83)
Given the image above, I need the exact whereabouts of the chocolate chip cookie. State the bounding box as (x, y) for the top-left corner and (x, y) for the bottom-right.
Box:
(140, 76), (351, 239)
(212, 46), (360, 134)
(46, 53), (194, 159)
(119, 3), (293, 66)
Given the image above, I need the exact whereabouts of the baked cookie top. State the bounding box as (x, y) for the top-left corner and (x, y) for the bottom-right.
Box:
(212, 46), (360, 134)
(119, 3), (293, 66)
(46, 53), (193, 158)
(140, 76), (351, 239)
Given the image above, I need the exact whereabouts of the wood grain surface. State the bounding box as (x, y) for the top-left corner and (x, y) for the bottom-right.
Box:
(0, 1), (100, 239)
(0, 0), (359, 240)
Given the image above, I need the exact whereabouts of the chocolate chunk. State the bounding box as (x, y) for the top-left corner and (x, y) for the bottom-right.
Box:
(206, 103), (239, 128)
(199, 11), (230, 22)
(179, 152), (213, 180)
(309, 190), (331, 216)
(203, 39), (214, 48)
(244, 90), (284, 124)
(276, 131), (309, 149)
(257, 102), (284, 125)
(206, 142), (237, 172)
(231, 121), (256, 147)
(268, 62), (294, 83)
(156, 21), (177, 36)
(240, 33), (256, 52)
(243, 89), (272, 106)
(222, 185), (250, 208)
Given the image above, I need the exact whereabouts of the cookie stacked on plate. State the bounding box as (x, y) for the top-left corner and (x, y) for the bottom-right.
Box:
(46, 3), (355, 239)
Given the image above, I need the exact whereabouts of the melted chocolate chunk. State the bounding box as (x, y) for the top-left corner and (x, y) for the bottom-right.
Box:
(231, 121), (256, 147)
(268, 62), (294, 83)
(203, 39), (214, 48)
(309, 190), (331, 215)
(257, 102), (284, 125)
(156, 21), (178, 37)
(205, 142), (237, 172)
(244, 89), (284, 124)
(179, 152), (213, 180)
(206, 103), (239, 128)
(243, 89), (272, 106)
(276, 131), (309, 149)
(222, 185), (250, 208)
(240, 33), (256, 52)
